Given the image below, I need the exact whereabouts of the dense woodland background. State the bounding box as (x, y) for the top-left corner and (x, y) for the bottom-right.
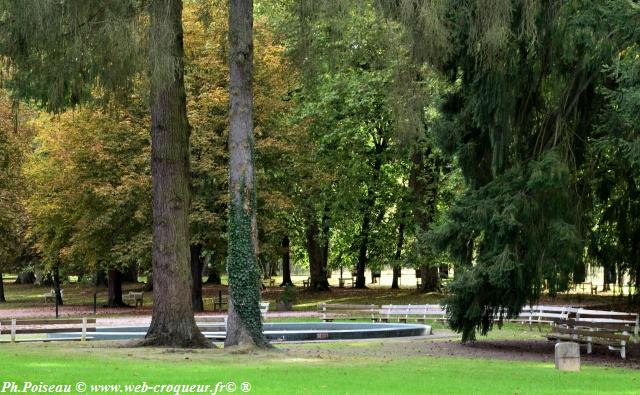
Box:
(0, 0), (639, 342)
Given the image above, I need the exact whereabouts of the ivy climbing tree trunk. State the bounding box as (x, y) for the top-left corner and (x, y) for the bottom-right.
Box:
(143, 0), (209, 348)
(106, 269), (126, 307)
(191, 244), (204, 313)
(0, 272), (5, 303)
(280, 235), (293, 286)
(225, 0), (269, 348)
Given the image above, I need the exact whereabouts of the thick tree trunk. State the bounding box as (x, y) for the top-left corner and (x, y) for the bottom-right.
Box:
(0, 272), (6, 303)
(14, 271), (35, 285)
(105, 269), (127, 307)
(321, 210), (330, 273)
(144, 0), (209, 348)
(355, 141), (385, 289)
(96, 270), (108, 287)
(53, 265), (63, 306)
(121, 264), (139, 283)
(225, 0), (269, 349)
(306, 216), (330, 291)
(143, 273), (153, 292)
(410, 148), (440, 293)
(419, 264), (439, 293)
(191, 244), (204, 313)
(205, 265), (222, 284)
(391, 222), (405, 289)
(280, 235), (293, 286)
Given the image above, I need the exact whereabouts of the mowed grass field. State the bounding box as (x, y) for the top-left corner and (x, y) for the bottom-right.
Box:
(0, 341), (638, 395)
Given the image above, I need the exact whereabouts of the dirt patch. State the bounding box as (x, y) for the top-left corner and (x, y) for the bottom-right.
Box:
(286, 333), (640, 369)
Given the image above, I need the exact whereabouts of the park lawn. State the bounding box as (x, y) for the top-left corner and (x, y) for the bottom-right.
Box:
(0, 342), (638, 394)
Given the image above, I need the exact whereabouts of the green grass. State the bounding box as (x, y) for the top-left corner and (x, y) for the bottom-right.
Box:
(0, 341), (637, 394)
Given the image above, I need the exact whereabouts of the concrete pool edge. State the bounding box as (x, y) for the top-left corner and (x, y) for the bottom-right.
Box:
(48, 322), (432, 342)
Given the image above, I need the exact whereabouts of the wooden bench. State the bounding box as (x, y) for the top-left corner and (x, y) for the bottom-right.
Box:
(123, 291), (144, 307)
(547, 319), (633, 359)
(42, 289), (64, 303)
(338, 277), (354, 288)
(318, 303), (378, 322)
(572, 308), (639, 337)
(573, 282), (598, 295)
(0, 318), (96, 343)
(379, 304), (447, 323)
(302, 277), (311, 289)
(262, 278), (276, 287)
(512, 305), (577, 329)
(202, 294), (229, 312)
(260, 302), (270, 320)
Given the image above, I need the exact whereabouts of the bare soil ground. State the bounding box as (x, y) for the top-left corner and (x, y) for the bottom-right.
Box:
(286, 333), (640, 370)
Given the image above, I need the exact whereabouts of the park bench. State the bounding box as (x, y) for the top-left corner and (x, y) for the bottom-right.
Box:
(379, 304), (447, 323)
(573, 282), (598, 295)
(302, 277), (311, 289)
(318, 303), (378, 322)
(572, 308), (639, 337)
(512, 305), (577, 329)
(0, 318), (95, 343)
(338, 276), (355, 288)
(545, 309), (639, 359)
(123, 291), (144, 307)
(262, 278), (276, 287)
(547, 319), (633, 359)
(260, 302), (270, 320)
(42, 289), (64, 303)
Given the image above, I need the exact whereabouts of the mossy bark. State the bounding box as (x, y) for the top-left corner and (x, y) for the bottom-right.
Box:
(143, 0), (209, 348)
(225, 0), (269, 348)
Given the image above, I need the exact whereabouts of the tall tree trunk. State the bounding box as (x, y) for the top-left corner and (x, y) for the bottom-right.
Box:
(321, 209), (330, 276)
(355, 206), (372, 288)
(225, 0), (269, 349)
(96, 270), (108, 287)
(144, 0), (209, 348)
(306, 216), (330, 291)
(391, 222), (405, 289)
(410, 148), (440, 293)
(106, 269), (126, 307)
(0, 272), (6, 303)
(121, 264), (139, 283)
(205, 265), (222, 284)
(191, 244), (204, 312)
(280, 235), (293, 286)
(14, 271), (35, 285)
(53, 264), (63, 306)
(355, 141), (385, 289)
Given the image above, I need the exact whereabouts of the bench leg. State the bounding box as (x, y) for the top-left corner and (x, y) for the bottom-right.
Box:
(587, 341), (592, 354)
(621, 344), (626, 359)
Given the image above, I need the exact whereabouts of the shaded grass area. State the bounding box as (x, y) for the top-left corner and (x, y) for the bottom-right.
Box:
(0, 341), (638, 394)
